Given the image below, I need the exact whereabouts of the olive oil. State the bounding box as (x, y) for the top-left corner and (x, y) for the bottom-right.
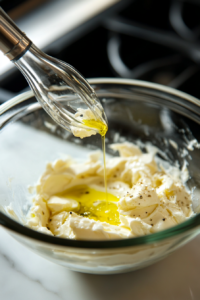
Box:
(101, 135), (107, 200)
(75, 118), (117, 223)
(82, 119), (108, 137)
(58, 185), (120, 225)
(83, 119), (108, 200)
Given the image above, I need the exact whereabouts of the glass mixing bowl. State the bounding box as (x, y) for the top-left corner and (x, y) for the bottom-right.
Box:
(1, 78), (200, 275)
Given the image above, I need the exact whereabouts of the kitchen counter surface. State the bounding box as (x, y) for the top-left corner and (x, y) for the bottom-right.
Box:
(1, 225), (200, 300)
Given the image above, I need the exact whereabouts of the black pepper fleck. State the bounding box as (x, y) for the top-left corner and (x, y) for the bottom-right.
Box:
(70, 212), (72, 214)
(47, 227), (50, 230)
(148, 195), (151, 197)
(151, 224), (153, 226)
(150, 219), (152, 221)
(42, 211), (44, 215)
(80, 114), (83, 117)
(163, 218), (166, 221)
(140, 195), (143, 199)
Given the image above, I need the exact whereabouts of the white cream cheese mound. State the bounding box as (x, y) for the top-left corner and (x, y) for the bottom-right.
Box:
(71, 108), (97, 138)
(27, 142), (194, 240)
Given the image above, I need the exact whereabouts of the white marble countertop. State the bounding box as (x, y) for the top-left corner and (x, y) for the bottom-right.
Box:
(0, 225), (200, 300)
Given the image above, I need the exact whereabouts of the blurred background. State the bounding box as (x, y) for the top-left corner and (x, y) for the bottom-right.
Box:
(1, 0), (200, 102)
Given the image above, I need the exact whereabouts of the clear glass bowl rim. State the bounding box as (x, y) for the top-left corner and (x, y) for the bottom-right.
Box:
(0, 78), (200, 249)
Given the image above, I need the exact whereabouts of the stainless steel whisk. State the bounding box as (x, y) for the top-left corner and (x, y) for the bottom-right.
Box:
(0, 8), (107, 133)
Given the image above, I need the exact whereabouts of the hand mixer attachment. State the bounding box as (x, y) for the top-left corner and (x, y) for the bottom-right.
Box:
(0, 8), (107, 135)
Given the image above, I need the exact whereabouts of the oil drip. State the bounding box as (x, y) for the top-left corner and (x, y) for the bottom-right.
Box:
(82, 119), (108, 200)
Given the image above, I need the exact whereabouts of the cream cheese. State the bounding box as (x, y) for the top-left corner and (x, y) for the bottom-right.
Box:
(26, 142), (194, 240)
(70, 108), (97, 138)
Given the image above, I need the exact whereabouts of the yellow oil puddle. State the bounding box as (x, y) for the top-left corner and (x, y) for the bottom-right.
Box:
(58, 185), (120, 225)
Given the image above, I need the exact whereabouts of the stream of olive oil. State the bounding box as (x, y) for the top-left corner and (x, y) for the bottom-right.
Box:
(82, 119), (108, 201)
(102, 135), (107, 201)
